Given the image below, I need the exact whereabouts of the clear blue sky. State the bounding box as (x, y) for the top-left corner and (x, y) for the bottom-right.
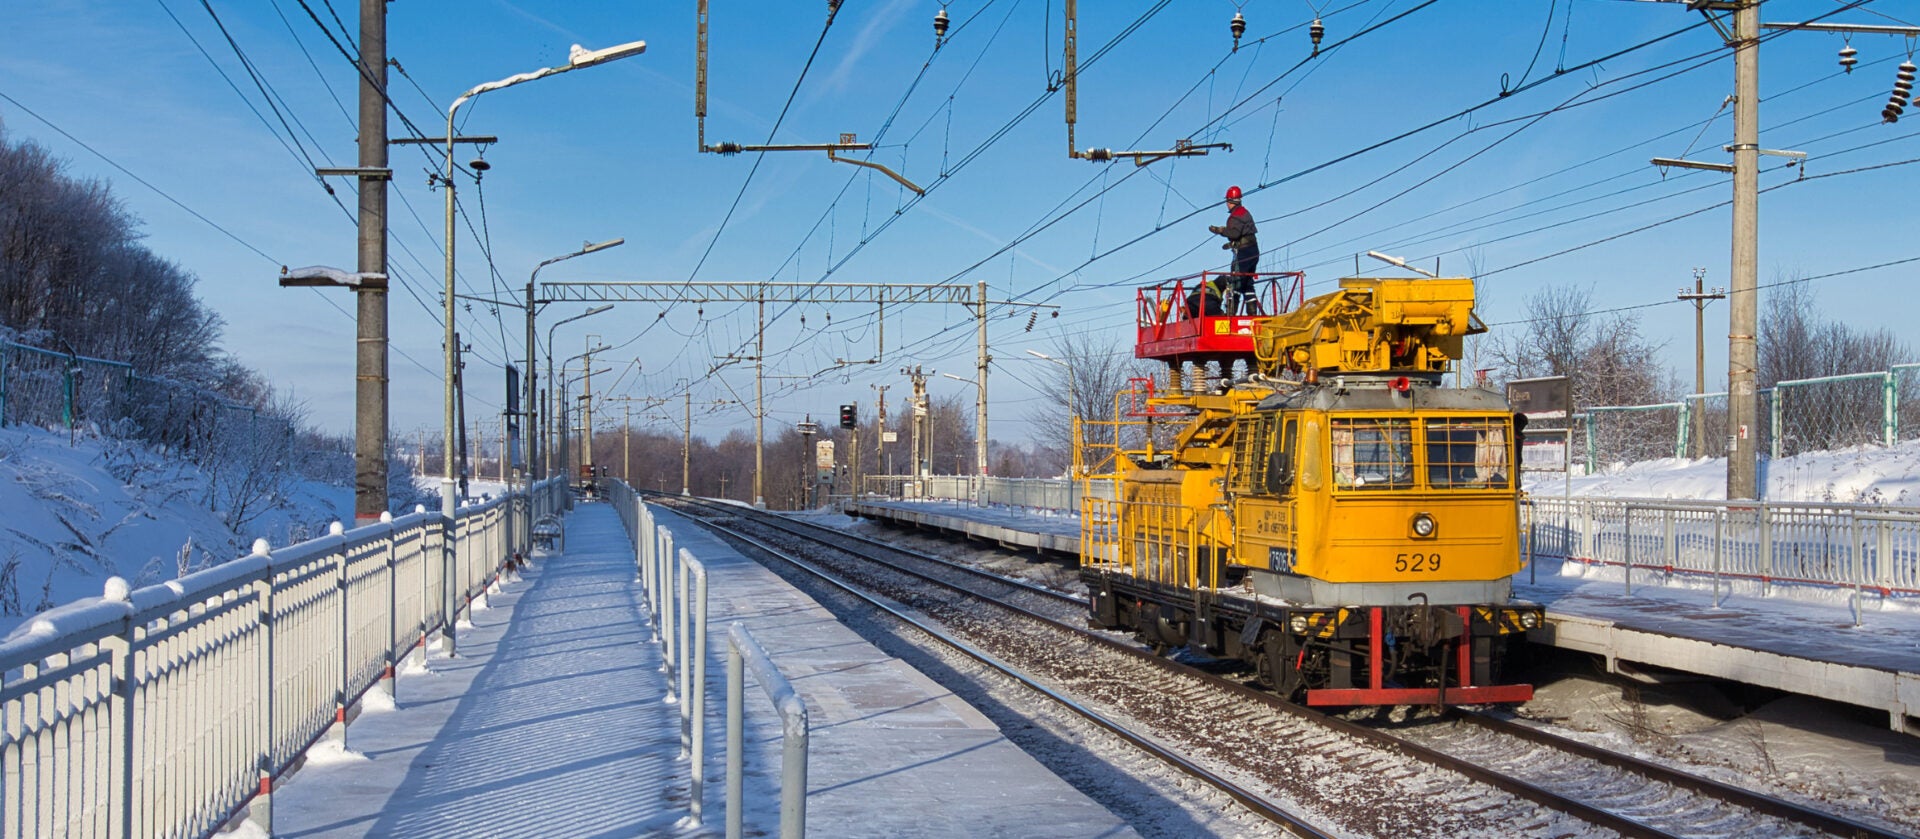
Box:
(3, 0), (1916, 444)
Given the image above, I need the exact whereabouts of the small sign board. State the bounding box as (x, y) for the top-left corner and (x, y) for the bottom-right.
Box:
(1506, 376), (1571, 419)
(1519, 431), (1568, 472)
(881, 431), (898, 443)
(815, 440), (836, 469)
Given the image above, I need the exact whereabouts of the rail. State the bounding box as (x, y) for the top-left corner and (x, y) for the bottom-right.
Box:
(0, 477), (567, 837)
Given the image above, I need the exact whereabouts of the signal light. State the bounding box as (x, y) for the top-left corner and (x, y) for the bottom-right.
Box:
(1230, 12), (1245, 51)
(839, 403), (857, 429)
(1839, 44), (1858, 74)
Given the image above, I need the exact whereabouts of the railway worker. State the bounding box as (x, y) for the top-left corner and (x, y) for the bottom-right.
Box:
(1207, 185), (1261, 315)
(1185, 273), (1227, 319)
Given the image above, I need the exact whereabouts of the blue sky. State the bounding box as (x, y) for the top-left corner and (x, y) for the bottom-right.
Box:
(3, 0), (1917, 444)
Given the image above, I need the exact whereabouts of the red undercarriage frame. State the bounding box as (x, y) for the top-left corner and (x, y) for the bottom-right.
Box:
(1304, 605), (1535, 706)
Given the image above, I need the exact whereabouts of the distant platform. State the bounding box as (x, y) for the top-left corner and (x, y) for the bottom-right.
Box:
(846, 498), (1920, 735)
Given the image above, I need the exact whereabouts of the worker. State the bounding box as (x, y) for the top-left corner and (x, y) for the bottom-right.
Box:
(1207, 185), (1260, 314)
(1185, 274), (1226, 319)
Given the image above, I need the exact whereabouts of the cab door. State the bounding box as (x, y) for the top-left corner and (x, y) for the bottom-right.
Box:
(1234, 416), (1298, 573)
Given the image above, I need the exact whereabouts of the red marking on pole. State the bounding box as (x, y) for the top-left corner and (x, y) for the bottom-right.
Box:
(258, 775), (273, 797)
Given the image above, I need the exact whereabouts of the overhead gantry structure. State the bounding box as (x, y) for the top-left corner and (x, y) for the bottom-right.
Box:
(543, 281), (1052, 508)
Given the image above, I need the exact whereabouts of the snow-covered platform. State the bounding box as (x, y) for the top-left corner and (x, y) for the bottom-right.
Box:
(846, 497), (1082, 555)
(849, 498), (1920, 735)
(265, 500), (1137, 838)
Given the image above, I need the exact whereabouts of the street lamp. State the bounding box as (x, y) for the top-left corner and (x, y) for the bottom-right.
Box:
(544, 307), (613, 476)
(1027, 350), (1082, 477)
(439, 38), (645, 658)
(527, 241), (623, 480)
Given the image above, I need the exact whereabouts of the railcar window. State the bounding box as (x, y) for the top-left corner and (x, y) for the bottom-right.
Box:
(1425, 418), (1511, 489)
(1330, 419), (1413, 490)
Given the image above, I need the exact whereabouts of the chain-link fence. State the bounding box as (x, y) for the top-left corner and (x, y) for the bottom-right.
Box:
(1574, 363), (1920, 472)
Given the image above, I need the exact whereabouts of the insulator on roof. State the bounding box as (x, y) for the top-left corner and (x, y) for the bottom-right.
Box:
(1839, 44), (1858, 73)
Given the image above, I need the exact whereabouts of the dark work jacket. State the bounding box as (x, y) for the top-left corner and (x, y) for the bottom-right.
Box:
(1223, 205), (1259, 255)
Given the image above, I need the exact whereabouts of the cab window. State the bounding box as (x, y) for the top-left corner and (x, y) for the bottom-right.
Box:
(1424, 417), (1511, 489)
(1330, 418), (1413, 490)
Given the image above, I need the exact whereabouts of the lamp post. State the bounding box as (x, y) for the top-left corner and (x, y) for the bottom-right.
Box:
(561, 365), (609, 489)
(545, 307), (613, 477)
(527, 240), (623, 481)
(439, 38), (645, 658)
(941, 372), (985, 503)
(1026, 350), (1081, 477)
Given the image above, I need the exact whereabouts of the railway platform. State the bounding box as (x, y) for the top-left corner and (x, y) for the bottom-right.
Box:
(266, 499), (1136, 838)
(846, 497), (1920, 735)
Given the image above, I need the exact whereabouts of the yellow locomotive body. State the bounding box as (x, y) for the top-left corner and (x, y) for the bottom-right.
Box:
(1081, 273), (1543, 705)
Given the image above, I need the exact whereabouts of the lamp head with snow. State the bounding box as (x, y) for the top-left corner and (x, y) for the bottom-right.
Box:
(569, 41), (646, 68)
(278, 265), (386, 290)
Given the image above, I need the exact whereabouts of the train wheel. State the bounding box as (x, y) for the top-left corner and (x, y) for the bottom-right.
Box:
(1258, 634), (1308, 700)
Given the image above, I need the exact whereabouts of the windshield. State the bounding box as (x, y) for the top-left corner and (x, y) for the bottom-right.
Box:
(1330, 419), (1413, 490)
(1425, 417), (1511, 489)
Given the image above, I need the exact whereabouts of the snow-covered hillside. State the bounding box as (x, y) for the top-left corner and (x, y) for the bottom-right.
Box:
(0, 425), (351, 634)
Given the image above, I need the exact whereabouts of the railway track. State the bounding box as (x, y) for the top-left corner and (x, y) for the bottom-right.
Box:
(655, 495), (1911, 839)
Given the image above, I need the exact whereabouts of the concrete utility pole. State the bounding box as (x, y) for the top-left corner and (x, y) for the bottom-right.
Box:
(683, 392), (692, 495)
(797, 416), (819, 509)
(872, 383), (890, 479)
(1679, 269), (1727, 459)
(903, 366), (930, 493)
(1727, 0), (1760, 500)
(756, 299), (765, 507)
(973, 281), (989, 481)
(354, 0), (389, 527)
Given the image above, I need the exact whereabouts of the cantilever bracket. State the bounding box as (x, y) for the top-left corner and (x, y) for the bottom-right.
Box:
(825, 147), (926, 195)
(1073, 139), (1232, 166)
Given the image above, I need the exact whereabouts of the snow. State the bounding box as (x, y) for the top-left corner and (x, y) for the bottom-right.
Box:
(1525, 437), (1920, 506)
(0, 425), (352, 635)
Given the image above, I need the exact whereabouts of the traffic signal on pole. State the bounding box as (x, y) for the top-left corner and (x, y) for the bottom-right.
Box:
(839, 403), (857, 429)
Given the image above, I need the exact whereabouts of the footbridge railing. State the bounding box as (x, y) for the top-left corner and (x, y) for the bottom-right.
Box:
(0, 477), (567, 838)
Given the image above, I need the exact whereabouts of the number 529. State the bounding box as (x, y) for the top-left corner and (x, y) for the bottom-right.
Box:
(1395, 552), (1440, 572)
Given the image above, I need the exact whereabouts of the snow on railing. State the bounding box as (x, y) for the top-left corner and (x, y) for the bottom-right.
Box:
(0, 477), (568, 837)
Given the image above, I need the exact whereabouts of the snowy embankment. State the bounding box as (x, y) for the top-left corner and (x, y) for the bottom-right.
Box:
(1526, 437), (1920, 506)
(0, 425), (350, 636)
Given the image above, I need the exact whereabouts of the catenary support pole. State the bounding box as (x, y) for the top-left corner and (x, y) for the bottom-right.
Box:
(1727, 0), (1760, 499)
(354, 0), (390, 527)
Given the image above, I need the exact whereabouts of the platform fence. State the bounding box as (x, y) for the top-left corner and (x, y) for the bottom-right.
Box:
(0, 478), (564, 838)
(1525, 496), (1920, 618)
(861, 474), (1113, 511)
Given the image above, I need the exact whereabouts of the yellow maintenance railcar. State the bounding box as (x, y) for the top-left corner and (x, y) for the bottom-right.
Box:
(1081, 271), (1542, 705)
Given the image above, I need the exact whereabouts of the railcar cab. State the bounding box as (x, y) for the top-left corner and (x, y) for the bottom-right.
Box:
(1135, 270), (1304, 369)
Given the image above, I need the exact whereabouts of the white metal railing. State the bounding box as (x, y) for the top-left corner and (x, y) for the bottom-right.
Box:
(1525, 495), (1920, 620)
(860, 474), (1113, 511)
(612, 484), (807, 836)
(0, 477), (567, 838)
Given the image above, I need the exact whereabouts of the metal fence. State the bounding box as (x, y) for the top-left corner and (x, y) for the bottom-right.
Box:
(1578, 363), (1920, 471)
(860, 474), (1114, 511)
(1526, 495), (1920, 621)
(0, 337), (294, 458)
(612, 484), (808, 836)
(0, 478), (566, 838)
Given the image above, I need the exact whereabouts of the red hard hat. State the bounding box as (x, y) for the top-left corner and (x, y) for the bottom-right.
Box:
(1225, 185), (1243, 201)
